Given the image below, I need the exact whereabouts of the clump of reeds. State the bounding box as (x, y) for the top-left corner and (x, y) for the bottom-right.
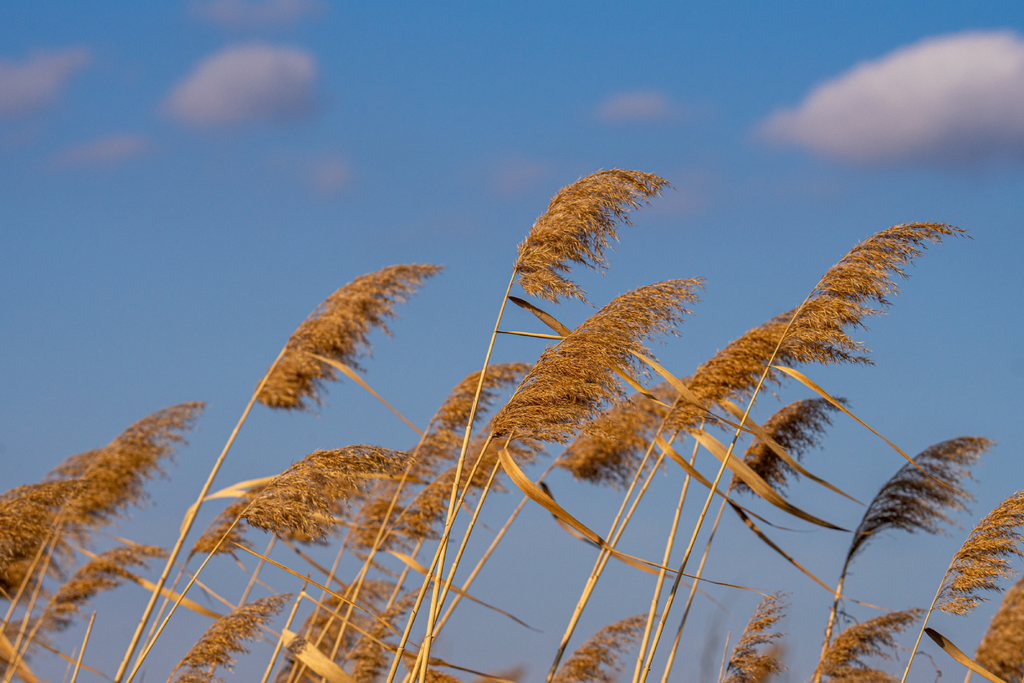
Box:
(257, 264), (442, 410)
(723, 593), (788, 683)
(47, 545), (166, 631)
(244, 446), (408, 543)
(815, 609), (921, 683)
(492, 279), (702, 443)
(552, 614), (645, 683)
(348, 592), (415, 683)
(173, 594), (290, 683)
(514, 170), (670, 303)
(974, 575), (1024, 683)
(938, 490), (1024, 616)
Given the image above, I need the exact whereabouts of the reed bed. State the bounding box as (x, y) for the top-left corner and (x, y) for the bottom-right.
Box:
(1, 169), (1015, 683)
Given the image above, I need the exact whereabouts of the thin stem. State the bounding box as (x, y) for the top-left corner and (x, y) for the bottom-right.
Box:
(3, 526), (61, 683)
(114, 345), (289, 683)
(239, 536), (277, 608)
(260, 580), (308, 683)
(900, 560), (955, 683)
(717, 631), (732, 683)
(69, 611), (95, 683)
(812, 559), (851, 683)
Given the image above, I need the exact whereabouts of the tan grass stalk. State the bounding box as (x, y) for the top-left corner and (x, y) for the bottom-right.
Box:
(973, 575), (1024, 683)
(816, 437), (988, 680)
(68, 611), (95, 683)
(0, 482), (79, 598)
(815, 609), (920, 683)
(901, 491), (1024, 683)
(552, 614), (645, 683)
(172, 594), (289, 683)
(239, 536), (277, 608)
(262, 584), (307, 683)
(1, 530), (61, 683)
(722, 593), (787, 683)
(258, 264), (442, 411)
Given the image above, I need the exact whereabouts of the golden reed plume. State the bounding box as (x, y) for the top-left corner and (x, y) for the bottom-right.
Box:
(258, 264), (442, 410)
(974, 575), (1024, 683)
(514, 170), (670, 304)
(493, 279), (702, 443)
(723, 593), (787, 683)
(553, 614), (645, 683)
(816, 610), (921, 683)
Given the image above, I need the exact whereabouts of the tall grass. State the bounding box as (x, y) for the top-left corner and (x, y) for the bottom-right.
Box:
(1, 169), (1017, 683)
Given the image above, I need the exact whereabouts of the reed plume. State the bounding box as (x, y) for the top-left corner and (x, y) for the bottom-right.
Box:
(47, 545), (166, 631)
(974, 575), (1024, 683)
(815, 610), (921, 683)
(514, 170), (669, 304)
(492, 279), (702, 443)
(732, 398), (839, 495)
(0, 481), (79, 594)
(48, 402), (204, 531)
(722, 593), (787, 683)
(559, 384), (674, 489)
(349, 592), (415, 683)
(552, 614), (644, 683)
(938, 490), (1024, 616)
(258, 264), (442, 410)
(192, 489), (264, 557)
(244, 446), (408, 543)
(173, 594), (289, 683)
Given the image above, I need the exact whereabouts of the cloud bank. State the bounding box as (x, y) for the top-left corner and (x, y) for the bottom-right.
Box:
(0, 48), (91, 117)
(51, 134), (151, 168)
(760, 31), (1024, 165)
(192, 0), (324, 29)
(165, 44), (317, 126)
(596, 90), (682, 123)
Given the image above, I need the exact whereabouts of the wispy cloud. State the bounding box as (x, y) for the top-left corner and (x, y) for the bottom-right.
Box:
(0, 48), (91, 117)
(164, 44), (317, 126)
(191, 0), (324, 30)
(595, 90), (683, 124)
(489, 158), (552, 197)
(759, 31), (1024, 165)
(51, 134), (151, 169)
(309, 155), (351, 195)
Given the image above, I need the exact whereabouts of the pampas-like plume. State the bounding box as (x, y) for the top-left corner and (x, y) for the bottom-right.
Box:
(244, 446), (408, 543)
(938, 490), (1024, 616)
(514, 170), (670, 304)
(732, 398), (839, 495)
(173, 594), (289, 683)
(349, 591), (415, 683)
(492, 279), (702, 443)
(258, 264), (442, 410)
(0, 481), (79, 592)
(723, 593), (788, 683)
(558, 384), (674, 489)
(848, 437), (989, 564)
(191, 488), (264, 557)
(782, 223), (962, 365)
(47, 545), (166, 631)
(816, 610), (921, 683)
(48, 402), (204, 530)
(552, 614), (644, 683)
(974, 575), (1024, 682)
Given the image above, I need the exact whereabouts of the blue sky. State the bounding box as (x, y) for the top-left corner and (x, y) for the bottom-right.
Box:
(3, 2), (1024, 682)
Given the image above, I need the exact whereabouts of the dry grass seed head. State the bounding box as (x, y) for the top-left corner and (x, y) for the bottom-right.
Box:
(258, 264), (442, 410)
(174, 594), (290, 683)
(245, 446), (408, 543)
(514, 169), (670, 304)
(48, 544), (166, 631)
(975, 574), (1024, 683)
(493, 279), (702, 443)
(723, 592), (788, 683)
(48, 402), (204, 532)
(349, 591), (415, 683)
(815, 609), (921, 683)
(559, 385), (673, 489)
(732, 398), (840, 495)
(939, 490), (1024, 616)
(552, 614), (645, 683)
(191, 486), (266, 557)
(848, 437), (989, 565)
(0, 480), (80, 589)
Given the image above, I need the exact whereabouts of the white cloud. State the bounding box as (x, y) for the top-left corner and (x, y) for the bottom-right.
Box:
(192, 0), (324, 29)
(51, 134), (151, 169)
(596, 90), (682, 124)
(310, 156), (351, 195)
(165, 44), (317, 126)
(760, 31), (1024, 165)
(0, 48), (91, 117)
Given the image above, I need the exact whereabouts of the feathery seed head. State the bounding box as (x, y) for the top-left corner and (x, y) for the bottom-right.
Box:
(975, 575), (1024, 682)
(258, 263), (442, 410)
(553, 614), (645, 683)
(514, 169), (669, 303)
(939, 490), (1024, 616)
(493, 279), (702, 443)
(723, 593), (788, 683)
(815, 609), (921, 683)
(245, 446), (408, 543)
